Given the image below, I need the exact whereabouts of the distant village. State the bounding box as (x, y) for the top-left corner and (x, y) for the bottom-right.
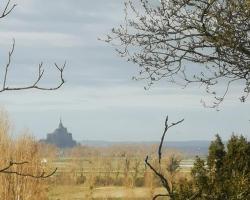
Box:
(40, 119), (77, 148)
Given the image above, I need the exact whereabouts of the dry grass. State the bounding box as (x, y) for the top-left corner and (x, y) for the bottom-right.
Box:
(47, 145), (192, 200)
(0, 110), (54, 200)
(0, 110), (192, 199)
(48, 185), (167, 200)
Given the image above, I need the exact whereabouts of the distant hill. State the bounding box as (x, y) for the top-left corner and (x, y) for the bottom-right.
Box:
(80, 140), (210, 156)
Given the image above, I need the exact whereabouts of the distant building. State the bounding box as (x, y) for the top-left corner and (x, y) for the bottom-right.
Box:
(41, 119), (77, 148)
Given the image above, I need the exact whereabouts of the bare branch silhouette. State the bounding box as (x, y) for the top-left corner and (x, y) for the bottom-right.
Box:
(106, 0), (250, 108)
(0, 39), (66, 93)
(0, 160), (57, 178)
(0, 0), (16, 19)
(0, 1), (66, 93)
(145, 116), (184, 200)
(0, 0), (63, 180)
(158, 116), (184, 164)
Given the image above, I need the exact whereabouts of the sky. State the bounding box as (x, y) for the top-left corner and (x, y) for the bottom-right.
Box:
(0, 0), (249, 142)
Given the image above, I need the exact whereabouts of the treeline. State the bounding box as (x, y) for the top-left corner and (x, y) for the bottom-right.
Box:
(168, 134), (250, 200)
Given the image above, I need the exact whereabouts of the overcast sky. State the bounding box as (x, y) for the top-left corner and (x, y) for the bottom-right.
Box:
(0, 0), (249, 142)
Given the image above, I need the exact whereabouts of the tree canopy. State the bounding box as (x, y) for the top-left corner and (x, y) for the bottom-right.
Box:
(106, 0), (250, 108)
(145, 117), (250, 199)
(187, 134), (250, 200)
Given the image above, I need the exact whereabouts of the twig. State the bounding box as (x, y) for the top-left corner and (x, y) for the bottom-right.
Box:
(158, 116), (184, 164)
(0, 160), (57, 179)
(153, 193), (170, 200)
(1, 40), (66, 92)
(0, 161), (28, 173)
(145, 156), (173, 199)
(145, 116), (184, 200)
(0, 0), (16, 19)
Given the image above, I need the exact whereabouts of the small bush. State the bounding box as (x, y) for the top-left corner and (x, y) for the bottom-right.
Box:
(134, 177), (144, 187)
(76, 174), (86, 184)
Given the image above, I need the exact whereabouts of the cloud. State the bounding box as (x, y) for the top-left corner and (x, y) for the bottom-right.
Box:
(0, 31), (85, 47)
(0, 0), (249, 141)
(1, 83), (248, 113)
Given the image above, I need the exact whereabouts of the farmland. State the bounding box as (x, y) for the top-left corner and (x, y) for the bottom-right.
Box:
(45, 145), (197, 199)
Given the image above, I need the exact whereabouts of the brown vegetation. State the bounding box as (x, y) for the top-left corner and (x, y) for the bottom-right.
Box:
(47, 142), (188, 199)
(0, 111), (55, 200)
(0, 112), (191, 199)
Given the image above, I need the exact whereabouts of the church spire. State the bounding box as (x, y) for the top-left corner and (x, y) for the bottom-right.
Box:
(59, 117), (63, 128)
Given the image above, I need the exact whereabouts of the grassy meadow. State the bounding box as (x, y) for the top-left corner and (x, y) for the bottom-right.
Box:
(0, 112), (197, 200)
(45, 145), (195, 200)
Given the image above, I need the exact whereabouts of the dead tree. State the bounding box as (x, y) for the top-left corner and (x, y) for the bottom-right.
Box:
(145, 116), (184, 200)
(145, 116), (205, 200)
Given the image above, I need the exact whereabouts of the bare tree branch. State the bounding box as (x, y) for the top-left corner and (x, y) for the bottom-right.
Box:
(106, 0), (250, 109)
(0, 40), (66, 92)
(0, 1), (66, 93)
(153, 193), (170, 200)
(2, 38), (15, 90)
(0, 161), (28, 173)
(0, 0), (16, 19)
(0, 0), (63, 180)
(0, 160), (57, 179)
(145, 116), (184, 200)
(145, 156), (174, 199)
(158, 116), (184, 164)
